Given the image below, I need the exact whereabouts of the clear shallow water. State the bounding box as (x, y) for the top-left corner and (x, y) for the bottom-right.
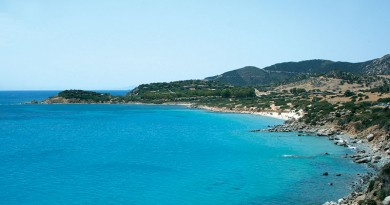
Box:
(0, 92), (369, 205)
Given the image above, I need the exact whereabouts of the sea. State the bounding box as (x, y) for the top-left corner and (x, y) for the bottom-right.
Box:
(0, 91), (370, 205)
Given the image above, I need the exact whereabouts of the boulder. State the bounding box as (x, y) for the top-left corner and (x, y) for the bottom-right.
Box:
(374, 155), (382, 160)
(335, 140), (347, 147)
(383, 196), (390, 205)
(323, 172), (329, 176)
(367, 134), (374, 142)
(354, 157), (372, 164)
(323, 201), (337, 205)
(317, 129), (335, 136)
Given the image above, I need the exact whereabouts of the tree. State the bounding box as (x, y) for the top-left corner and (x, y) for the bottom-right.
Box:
(221, 89), (231, 98)
(344, 90), (355, 97)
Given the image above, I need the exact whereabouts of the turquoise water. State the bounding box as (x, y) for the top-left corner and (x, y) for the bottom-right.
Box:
(0, 90), (128, 105)
(0, 92), (369, 204)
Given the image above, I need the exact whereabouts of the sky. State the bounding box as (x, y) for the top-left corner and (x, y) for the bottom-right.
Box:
(0, 0), (389, 90)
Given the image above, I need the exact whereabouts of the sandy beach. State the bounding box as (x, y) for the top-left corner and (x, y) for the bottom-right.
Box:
(195, 105), (303, 120)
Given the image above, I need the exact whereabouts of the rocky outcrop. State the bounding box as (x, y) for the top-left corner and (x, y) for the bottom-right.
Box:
(340, 163), (390, 205)
(258, 118), (390, 205)
(257, 120), (340, 137)
(363, 54), (390, 75)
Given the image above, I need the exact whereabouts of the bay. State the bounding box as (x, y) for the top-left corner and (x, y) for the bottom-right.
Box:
(0, 91), (369, 204)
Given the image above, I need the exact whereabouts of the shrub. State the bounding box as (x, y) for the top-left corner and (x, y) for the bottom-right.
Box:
(357, 199), (377, 205)
(345, 90), (355, 97)
(368, 180), (375, 192)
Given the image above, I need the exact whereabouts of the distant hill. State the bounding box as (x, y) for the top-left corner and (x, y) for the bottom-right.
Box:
(206, 54), (390, 86)
(205, 66), (294, 86)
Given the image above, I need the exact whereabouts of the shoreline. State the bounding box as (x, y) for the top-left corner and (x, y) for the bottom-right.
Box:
(194, 105), (302, 120)
(36, 100), (302, 121)
(166, 103), (385, 204)
(184, 104), (386, 204)
(30, 100), (386, 204)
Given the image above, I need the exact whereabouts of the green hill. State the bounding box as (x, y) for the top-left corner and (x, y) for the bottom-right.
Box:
(206, 54), (390, 86)
(205, 66), (294, 86)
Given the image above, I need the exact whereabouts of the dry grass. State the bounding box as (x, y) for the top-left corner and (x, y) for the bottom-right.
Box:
(276, 76), (384, 93)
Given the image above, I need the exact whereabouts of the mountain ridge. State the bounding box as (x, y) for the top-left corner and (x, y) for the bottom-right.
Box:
(206, 54), (390, 86)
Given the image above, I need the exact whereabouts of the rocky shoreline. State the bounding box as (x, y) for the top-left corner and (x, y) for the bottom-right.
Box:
(189, 104), (390, 204)
(29, 98), (390, 204)
(257, 120), (390, 168)
(254, 120), (390, 205)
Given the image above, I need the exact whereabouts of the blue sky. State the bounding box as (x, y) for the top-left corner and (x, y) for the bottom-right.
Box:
(0, 0), (389, 90)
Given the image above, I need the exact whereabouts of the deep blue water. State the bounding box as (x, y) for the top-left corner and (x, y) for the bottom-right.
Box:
(0, 91), (369, 205)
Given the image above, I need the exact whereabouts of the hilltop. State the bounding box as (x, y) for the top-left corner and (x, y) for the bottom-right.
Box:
(206, 54), (390, 86)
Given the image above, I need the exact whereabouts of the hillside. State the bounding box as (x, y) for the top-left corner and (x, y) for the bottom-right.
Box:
(363, 54), (390, 75)
(205, 66), (293, 86)
(206, 54), (390, 86)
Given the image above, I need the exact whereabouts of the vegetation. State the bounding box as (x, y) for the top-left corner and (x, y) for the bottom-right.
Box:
(41, 54), (390, 204)
(58, 90), (112, 102)
(205, 55), (389, 86)
(290, 88), (306, 95)
(357, 199), (377, 205)
(344, 90), (355, 97)
(47, 54), (390, 136)
(205, 66), (294, 86)
(128, 80), (255, 103)
(369, 81), (390, 93)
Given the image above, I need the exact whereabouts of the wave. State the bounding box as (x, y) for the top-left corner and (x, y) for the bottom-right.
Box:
(282, 154), (314, 159)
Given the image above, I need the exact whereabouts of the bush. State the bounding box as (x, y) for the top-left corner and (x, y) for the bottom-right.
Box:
(357, 199), (377, 205)
(290, 88), (306, 95)
(368, 180), (375, 192)
(378, 98), (390, 103)
(377, 189), (386, 201)
(345, 90), (355, 97)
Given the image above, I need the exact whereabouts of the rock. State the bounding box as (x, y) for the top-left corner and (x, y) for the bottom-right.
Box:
(367, 134), (374, 142)
(371, 155), (381, 163)
(358, 150), (366, 154)
(348, 145), (357, 150)
(354, 157), (372, 164)
(335, 140), (347, 147)
(323, 172), (329, 176)
(317, 129), (336, 136)
(374, 155), (382, 160)
(323, 201), (337, 205)
(383, 196), (390, 205)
